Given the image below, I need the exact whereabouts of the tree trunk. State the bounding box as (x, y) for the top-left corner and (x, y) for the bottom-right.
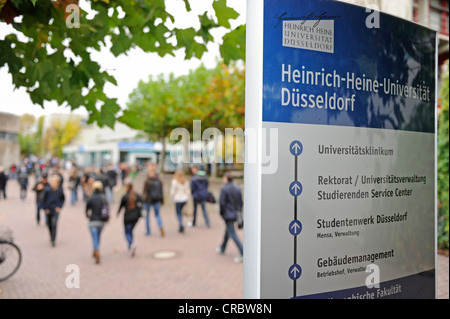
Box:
(159, 136), (166, 173)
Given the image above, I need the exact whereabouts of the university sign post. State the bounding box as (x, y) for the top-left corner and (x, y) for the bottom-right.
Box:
(244, 0), (437, 299)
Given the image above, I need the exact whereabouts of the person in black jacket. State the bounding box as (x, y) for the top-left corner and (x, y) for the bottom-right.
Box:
(32, 173), (48, 225)
(217, 173), (243, 263)
(85, 181), (109, 264)
(41, 175), (65, 247)
(118, 179), (143, 257)
(17, 166), (28, 201)
(0, 166), (8, 200)
(142, 164), (164, 236)
(189, 165), (211, 227)
(68, 168), (80, 206)
(105, 164), (118, 204)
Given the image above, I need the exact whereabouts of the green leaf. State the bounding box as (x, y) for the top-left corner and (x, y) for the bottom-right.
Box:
(134, 31), (157, 52)
(0, 39), (23, 74)
(100, 98), (121, 128)
(68, 91), (84, 109)
(104, 72), (118, 86)
(185, 41), (207, 60)
(110, 32), (133, 57)
(220, 25), (246, 64)
(70, 69), (89, 87)
(199, 12), (216, 43)
(183, 0), (191, 12)
(118, 110), (145, 130)
(212, 0), (239, 29)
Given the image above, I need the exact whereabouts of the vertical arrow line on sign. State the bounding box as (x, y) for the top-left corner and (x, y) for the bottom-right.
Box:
(293, 154), (298, 298)
(294, 156), (298, 220)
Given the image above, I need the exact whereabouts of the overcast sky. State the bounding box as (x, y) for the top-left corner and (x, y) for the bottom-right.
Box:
(0, 0), (246, 118)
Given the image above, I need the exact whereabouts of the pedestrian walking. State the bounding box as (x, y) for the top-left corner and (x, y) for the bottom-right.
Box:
(0, 166), (8, 200)
(170, 170), (191, 233)
(94, 168), (107, 192)
(85, 181), (109, 264)
(41, 175), (65, 247)
(142, 164), (165, 236)
(9, 163), (17, 180)
(105, 164), (118, 204)
(189, 165), (210, 227)
(80, 167), (94, 201)
(68, 168), (80, 205)
(117, 179), (143, 257)
(32, 173), (48, 225)
(17, 167), (29, 201)
(217, 173), (244, 263)
(120, 163), (128, 185)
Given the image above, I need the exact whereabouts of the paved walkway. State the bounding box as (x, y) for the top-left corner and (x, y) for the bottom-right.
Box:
(0, 172), (243, 298)
(0, 172), (448, 299)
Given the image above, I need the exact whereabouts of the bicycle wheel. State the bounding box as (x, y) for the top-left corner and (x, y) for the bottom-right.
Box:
(0, 241), (22, 282)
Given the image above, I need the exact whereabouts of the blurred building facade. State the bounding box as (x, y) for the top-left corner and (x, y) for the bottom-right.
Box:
(62, 117), (162, 168)
(339, 0), (448, 64)
(0, 112), (21, 168)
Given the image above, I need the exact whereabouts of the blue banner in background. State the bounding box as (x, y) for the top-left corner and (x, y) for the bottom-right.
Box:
(262, 0), (436, 133)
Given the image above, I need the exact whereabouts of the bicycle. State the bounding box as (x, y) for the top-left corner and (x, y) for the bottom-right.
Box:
(0, 227), (22, 282)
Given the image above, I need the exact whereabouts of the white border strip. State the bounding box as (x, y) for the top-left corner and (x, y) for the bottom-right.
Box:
(243, 0), (264, 299)
(434, 32), (439, 300)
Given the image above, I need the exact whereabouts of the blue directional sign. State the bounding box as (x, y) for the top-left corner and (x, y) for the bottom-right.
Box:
(246, 0), (436, 300)
(289, 264), (302, 280)
(289, 220), (302, 236)
(289, 181), (302, 197)
(290, 140), (303, 156)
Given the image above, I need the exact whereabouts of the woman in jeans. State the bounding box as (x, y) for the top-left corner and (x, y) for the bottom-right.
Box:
(170, 170), (191, 233)
(118, 179), (143, 257)
(85, 181), (108, 264)
(142, 164), (164, 237)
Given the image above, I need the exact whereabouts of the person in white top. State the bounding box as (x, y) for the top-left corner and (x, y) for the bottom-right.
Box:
(170, 170), (191, 233)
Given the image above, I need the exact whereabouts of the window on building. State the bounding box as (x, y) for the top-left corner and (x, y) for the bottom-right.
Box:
(414, 0), (449, 35)
(0, 131), (18, 142)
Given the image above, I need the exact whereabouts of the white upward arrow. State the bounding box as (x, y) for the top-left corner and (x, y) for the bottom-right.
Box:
(291, 142), (302, 154)
(290, 266), (300, 277)
(291, 222), (301, 233)
(291, 183), (301, 195)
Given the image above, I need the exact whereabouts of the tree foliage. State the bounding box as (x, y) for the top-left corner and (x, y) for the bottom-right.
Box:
(44, 115), (81, 157)
(127, 61), (244, 138)
(0, 0), (245, 128)
(438, 60), (449, 251)
(18, 113), (36, 156)
(126, 60), (244, 172)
